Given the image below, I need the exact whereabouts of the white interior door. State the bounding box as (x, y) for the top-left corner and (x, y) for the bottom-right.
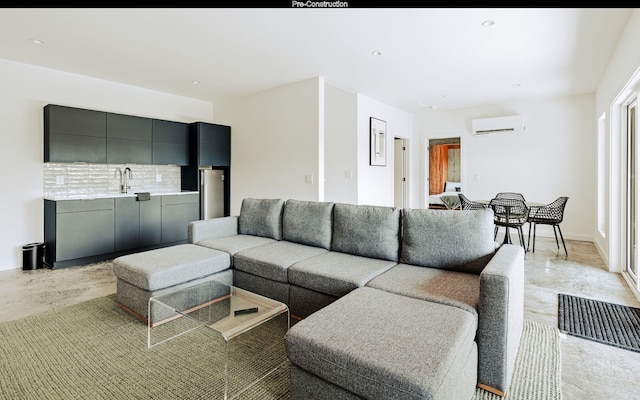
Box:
(394, 138), (407, 208)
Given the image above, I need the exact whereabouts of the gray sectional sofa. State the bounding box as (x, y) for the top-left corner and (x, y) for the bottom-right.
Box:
(187, 198), (525, 398)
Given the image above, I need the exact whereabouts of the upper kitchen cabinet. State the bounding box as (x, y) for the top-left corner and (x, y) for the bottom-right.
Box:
(106, 112), (152, 164)
(45, 104), (191, 166)
(152, 119), (189, 166)
(181, 122), (231, 192)
(44, 104), (107, 163)
(191, 122), (231, 167)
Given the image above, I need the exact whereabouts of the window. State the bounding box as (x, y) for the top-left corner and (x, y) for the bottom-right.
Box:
(626, 99), (638, 283)
(597, 113), (607, 237)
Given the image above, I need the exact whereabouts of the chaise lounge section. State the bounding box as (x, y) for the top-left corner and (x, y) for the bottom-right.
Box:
(286, 286), (479, 400)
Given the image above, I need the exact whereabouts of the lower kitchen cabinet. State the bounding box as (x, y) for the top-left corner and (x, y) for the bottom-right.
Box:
(140, 196), (162, 247)
(115, 196), (162, 251)
(161, 193), (199, 243)
(115, 197), (141, 252)
(44, 193), (197, 269)
(45, 198), (116, 268)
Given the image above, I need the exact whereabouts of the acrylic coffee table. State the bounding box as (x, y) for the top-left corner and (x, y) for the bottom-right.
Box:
(147, 278), (290, 399)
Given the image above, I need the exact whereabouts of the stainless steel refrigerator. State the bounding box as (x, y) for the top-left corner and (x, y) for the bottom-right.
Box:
(199, 167), (225, 220)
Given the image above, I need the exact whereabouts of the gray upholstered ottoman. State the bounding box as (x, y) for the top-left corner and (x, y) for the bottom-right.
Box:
(285, 286), (478, 400)
(112, 244), (232, 324)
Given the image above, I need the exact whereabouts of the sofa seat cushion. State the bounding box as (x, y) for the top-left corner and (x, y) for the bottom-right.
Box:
(401, 208), (496, 274)
(238, 198), (285, 240)
(288, 251), (397, 298)
(366, 263), (479, 326)
(283, 199), (334, 249)
(332, 203), (401, 261)
(112, 244), (230, 291)
(234, 241), (328, 283)
(196, 234), (276, 265)
(285, 287), (478, 400)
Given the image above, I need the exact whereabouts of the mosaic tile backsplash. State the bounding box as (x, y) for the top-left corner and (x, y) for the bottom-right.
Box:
(44, 163), (183, 199)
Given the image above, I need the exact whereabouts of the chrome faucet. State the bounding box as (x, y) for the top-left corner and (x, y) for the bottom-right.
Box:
(117, 167), (133, 193)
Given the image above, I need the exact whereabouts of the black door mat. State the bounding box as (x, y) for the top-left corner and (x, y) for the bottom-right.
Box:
(558, 293), (640, 353)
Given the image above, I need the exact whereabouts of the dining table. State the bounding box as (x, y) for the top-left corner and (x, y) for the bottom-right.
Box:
(476, 199), (544, 245)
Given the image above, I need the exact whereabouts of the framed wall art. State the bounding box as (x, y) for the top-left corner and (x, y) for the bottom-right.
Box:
(370, 117), (386, 166)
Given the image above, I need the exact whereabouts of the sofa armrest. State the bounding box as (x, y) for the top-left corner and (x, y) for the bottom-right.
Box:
(477, 244), (525, 395)
(188, 216), (239, 244)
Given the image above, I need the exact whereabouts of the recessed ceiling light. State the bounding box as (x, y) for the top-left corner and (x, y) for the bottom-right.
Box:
(481, 20), (495, 27)
(30, 39), (44, 45)
(512, 83), (522, 87)
(371, 50), (382, 56)
(191, 80), (200, 85)
(418, 102), (439, 109)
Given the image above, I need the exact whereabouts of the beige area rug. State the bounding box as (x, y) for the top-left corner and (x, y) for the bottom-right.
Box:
(473, 320), (561, 400)
(0, 295), (560, 399)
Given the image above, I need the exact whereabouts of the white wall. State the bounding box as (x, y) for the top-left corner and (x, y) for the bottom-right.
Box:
(356, 94), (416, 207)
(324, 85), (358, 204)
(217, 78), (417, 213)
(415, 94), (596, 242)
(595, 9), (640, 271)
(216, 78), (322, 215)
(0, 58), (213, 271)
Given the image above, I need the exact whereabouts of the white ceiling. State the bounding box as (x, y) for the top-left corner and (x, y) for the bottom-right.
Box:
(0, 8), (633, 112)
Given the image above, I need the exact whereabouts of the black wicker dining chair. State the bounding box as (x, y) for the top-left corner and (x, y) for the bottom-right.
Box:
(495, 192), (527, 201)
(489, 197), (529, 248)
(458, 194), (488, 210)
(527, 197), (569, 255)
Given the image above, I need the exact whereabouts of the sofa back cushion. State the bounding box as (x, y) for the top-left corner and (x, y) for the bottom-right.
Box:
(332, 203), (401, 261)
(401, 208), (496, 274)
(238, 198), (285, 240)
(283, 199), (334, 249)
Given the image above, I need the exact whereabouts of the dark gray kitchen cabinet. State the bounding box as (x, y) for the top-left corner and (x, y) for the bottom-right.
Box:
(44, 104), (107, 163)
(44, 198), (115, 269)
(115, 196), (162, 251)
(152, 119), (190, 165)
(44, 193), (192, 269)
(106, 113), (153, 164)
(161, 194), (199, 244)
(139, 196), (162, 247)
(192, 122), (231, 167)
(115, 197), (140, 252)
(181, 123), (231, 217)
(45, 104), (193, 166)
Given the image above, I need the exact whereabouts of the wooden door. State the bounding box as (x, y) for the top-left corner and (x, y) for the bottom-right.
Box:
(429, 144), (449, 194)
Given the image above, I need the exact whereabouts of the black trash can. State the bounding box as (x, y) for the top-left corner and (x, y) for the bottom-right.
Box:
(22, 242), (45, 270)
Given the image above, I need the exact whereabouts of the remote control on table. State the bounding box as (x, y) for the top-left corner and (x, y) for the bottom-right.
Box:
(234, 307), (258, 315)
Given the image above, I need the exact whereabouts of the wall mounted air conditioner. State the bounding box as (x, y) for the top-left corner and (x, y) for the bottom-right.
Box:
(471, 115), (525, 135)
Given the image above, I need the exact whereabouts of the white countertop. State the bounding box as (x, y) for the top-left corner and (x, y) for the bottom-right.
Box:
(44, 191), (198, 201)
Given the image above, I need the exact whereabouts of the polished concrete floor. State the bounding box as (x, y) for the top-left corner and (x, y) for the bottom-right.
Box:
(1, 236), (640, 399)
